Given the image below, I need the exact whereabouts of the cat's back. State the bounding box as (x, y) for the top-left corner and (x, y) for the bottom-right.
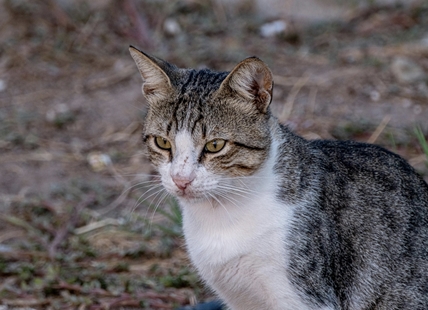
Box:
(294, 138), (428, 309)
(310, 139), (428, 204)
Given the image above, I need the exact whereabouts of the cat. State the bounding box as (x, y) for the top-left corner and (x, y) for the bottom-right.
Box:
(129, 45), (428, 310)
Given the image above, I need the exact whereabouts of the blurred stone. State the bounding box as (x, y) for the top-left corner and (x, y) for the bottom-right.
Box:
(421, 33), (428, 47)
(87, 152), (112, 172)
(391, 57), (425, 84)
(413, 104), (422, 115)
(164, 18), (182, 36)
(401, 98), (412, 108)
(46, 103), (76, 127)
(0, 79), (6, 92)
(260, 20), (287, 38)
(370, 90), (380, 102)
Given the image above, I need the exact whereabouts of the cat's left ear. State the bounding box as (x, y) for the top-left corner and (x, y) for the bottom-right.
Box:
(129, 46), (175, 103)
(218, 57), (273, 113)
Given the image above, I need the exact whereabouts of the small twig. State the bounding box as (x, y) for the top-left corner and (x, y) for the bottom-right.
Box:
(213, 0), (227, 24)
(1, 298), (49, 307)
(0, 215), (49, 249)
(84, 64), (136, 91)
(409, 154), (427, 167)
(122, 0), (154, 49)
(278, 75), (310, 123)
(43, 0), (75, 30)
(0, 250), (50, 260)
(308, 86), (318, 117)
(48, 195), (95, 259)
(74, 218), (120, 235)
(55, 281), (112, 297)
(367, 114), (392, 144)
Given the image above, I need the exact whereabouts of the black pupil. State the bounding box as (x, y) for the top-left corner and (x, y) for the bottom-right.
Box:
(212, 140), (217, 149)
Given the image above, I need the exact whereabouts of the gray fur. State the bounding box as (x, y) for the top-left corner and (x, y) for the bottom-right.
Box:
(130, 46), (428, 310)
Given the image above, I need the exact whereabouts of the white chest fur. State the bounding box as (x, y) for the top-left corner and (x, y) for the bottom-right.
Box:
(181, 195), (309, 310)
(178, 146), (325, 310)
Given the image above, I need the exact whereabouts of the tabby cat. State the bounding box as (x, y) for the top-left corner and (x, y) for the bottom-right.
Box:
(129, 45), (428, 310)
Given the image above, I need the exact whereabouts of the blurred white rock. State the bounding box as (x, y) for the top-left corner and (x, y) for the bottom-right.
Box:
(391, 57), (425, 84)
(260, 20), (287, 37)
(0, 79), (6, 92)
(87, 152), (112, 172)
(164, 18), (182, 36)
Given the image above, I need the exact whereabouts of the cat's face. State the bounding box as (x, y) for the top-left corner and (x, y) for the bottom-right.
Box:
(130, 47), (274, 202)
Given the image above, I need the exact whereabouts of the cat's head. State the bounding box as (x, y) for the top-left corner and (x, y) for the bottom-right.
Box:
(129, 46), (274, 202)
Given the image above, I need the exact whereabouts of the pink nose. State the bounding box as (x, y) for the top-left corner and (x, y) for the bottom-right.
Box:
(172, 174), (195, 191)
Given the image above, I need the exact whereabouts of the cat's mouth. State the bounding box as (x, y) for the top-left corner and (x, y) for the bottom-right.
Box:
(170, 185), (195, 200)
(177, 190), (195, 199)
(173, 187), (206, 202)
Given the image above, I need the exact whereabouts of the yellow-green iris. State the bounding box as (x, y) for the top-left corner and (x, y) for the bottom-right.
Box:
(205, 139), (226, 153)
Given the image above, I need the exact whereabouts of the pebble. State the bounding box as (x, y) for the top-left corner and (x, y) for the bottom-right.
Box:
(87, 152), (112, 172)
(164, 18), (182, 36)
(370, 90), (381, 102)
(413, 104), (422, 115)
(391, 56), (425, 84)
(0, 79), (6, 92)
(260, 20), (287, 38)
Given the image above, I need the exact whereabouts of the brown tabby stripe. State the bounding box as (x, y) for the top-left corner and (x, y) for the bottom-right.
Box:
(233, 141), (266, 151)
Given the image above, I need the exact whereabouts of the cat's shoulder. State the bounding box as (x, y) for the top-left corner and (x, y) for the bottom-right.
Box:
(309, 139), (399, 159)
(309, 138), (412, 170)
(308, 138), (428, 195)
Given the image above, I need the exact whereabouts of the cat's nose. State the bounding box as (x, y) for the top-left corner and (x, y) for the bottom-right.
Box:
(172, 173), (196, 191)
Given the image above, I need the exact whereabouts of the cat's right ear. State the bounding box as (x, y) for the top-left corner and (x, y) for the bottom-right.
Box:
(129, 46), (174, 103)
(218, 57), (273, 113)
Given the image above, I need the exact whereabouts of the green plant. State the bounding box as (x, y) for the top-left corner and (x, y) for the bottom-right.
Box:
(414, 125), (428, 167)
(154, 199), (182, 237)
(137, 196), (183, 238)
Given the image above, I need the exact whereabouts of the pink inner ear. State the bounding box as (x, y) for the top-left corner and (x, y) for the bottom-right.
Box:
(255, 69), (272, 93)
(248, 68), (273, 113)
(143, 84), (156, 96)
(217, 57), (273, 113)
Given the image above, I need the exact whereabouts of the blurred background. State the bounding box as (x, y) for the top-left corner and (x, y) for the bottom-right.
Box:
(0, 0), (427, 309)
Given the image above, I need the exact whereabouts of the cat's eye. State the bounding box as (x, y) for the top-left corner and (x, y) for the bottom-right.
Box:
(205, 139), (226, 153)
(155, 136), (171, 150)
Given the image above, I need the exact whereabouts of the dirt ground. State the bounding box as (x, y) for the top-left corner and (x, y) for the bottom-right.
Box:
(0, 1), (428, 309)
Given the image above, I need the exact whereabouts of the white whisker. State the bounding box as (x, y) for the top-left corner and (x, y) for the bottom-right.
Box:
(130, 184), (164, 216)
(214, 189), (245, 211)
(208, 192), (236, 226)
(215, 184), (257, 198)
(148, 190), (171, 230)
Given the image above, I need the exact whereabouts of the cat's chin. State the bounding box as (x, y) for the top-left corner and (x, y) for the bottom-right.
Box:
(176, 193), (203, 203)
(174, 192), (211, 204)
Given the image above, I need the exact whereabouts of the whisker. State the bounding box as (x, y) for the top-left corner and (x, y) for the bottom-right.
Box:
(219, 175), (272, 180)
(149, 191), (171, 228)
(208, 193), (236, 225)
(118, 173), (161, 178)
(214, 189), (245, 210)
(130, 184), (164, 216)
(204, 193), (216, 211)
(125, 179), (162, 192)
(215, 184), (257, 198)
(216, 184), (255, 195)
